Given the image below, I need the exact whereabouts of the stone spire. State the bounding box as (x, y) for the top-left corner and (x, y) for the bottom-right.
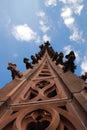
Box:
(0, 42), (87, 130)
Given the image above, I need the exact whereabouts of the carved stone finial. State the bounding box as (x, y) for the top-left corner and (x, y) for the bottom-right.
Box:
(44, 41), (50, 47)
(79, 72), (87, 81)
(35, 53), (41, 61)
(23, 58), (33, 69)
(63, 51), (76, 73)
(52, 52), (58, 61)
(38, 51), (43, 57)
(48, 46), (55, 58)
(31, 55), (38, 64)
(39, 44), (46, 56)
(39, 44), (44, 50)
(39, 41), (50, 56)
(7, 62), (23, 80)
(83, 83), (87, 92)
(56, 52), (64, 65)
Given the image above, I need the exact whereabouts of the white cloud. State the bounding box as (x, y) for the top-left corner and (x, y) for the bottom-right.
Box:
(36, 11), (49, 34)
(74, 51), (80, 63)
(81, 56), (87, 74)
(39, 20), (45, 26)
(12, 24), (40, 43)
(43, 34), (51, 42)
(61, 7), (75, 29)
(45, 0), (58, 7)
(35, 36), (41, 44)
(38, 17), (50, 33)
(61, 8), (72, 18)
(13, 53), (18, 58)
(59, 0), (84, 4)
(70, 28), (84, 42)
(74, 5), (84, 15)
(36, 11), (45, 18)
(37, 11), (51, 41)
(64, 17), (75, 28)
(60, 0), (84, 42)
(64, 45), (80, 63)
(64, 45), (72, 54)
(39, 21), (50, 33)
(40, 24), (50, 33)
(60, 1), (84, 17)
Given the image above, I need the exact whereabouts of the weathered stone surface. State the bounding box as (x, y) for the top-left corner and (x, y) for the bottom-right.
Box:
(0, 43), (86, 130)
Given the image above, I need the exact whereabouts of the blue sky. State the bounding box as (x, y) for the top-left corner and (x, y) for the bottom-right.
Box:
(0, 0), (87, 88)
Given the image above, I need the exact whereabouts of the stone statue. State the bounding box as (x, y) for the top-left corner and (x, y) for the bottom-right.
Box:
(52, 52), (58, 61)
(7, 62), (23, 79)
(48, 46), (55, 58)
(31, 55), (38, 64)
(56, 52), (64, 65)
(79, 72), (87, 81)
(63, 51), (76, 73)
(23, 58), (33, 69)
(44, 41), (50, 47)
(35, 53), (41, 61)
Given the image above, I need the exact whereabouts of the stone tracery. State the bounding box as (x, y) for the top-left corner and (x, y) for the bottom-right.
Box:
(0, 42), (86, 130)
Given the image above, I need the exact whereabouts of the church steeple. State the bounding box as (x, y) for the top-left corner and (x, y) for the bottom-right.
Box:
(0, 42), (87, 130)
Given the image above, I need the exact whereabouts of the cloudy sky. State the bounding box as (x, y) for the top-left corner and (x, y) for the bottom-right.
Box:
(0, 0), (87, 88)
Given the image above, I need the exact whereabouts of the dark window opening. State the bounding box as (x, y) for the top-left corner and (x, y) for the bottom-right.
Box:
(38, 99), (42, 101)
(45, 84), (57, 98)
(41, 70), (50, 73)
(64, 126), (68, 130)
(43, 64), (49, 69)
(59, 106), (67, 111)
(39, 73), (51, 77)
(29, 88), (38, 100)
(43, 66), (48, 69)
(29, 92), (37, 99)
(11, 110), (18, 114)
(26, 120), (50, 130)
(36, 80), (50, 89)
(47, 89), (57, 98)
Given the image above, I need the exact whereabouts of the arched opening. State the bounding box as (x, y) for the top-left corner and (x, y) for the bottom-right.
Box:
(36, 80), (50, 89)
(28, 88), (38, 100)
(26, 120), (50, 130)
(45, 84), (57, 98)
(64, 126), (68, 130)
(47, 89), (57, 97)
